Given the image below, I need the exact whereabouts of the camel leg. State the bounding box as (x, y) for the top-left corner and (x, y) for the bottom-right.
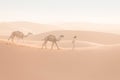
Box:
(7, 39), (10, 45)
(11, 36), (16, 44)
(55, 42), (59, 50)
(8, 37), (11, 44)
(11, 38), (15, 44)
(8, 37), (14, 44)
(44, 41), (48, 49)
(41, 41), (47, 49)
(45, 43), (47, 49)
(16, 38), (20, 43)
(8, 37), (11, 41)
(8, 35), (14, 43)
(7, 38), (15, 45)
(21, 38), (24, 43)
(51, 42), (55, 50)
(41, 42), (45, 49)
(8, 35), (12, 41)
(8, 36), (13, 44)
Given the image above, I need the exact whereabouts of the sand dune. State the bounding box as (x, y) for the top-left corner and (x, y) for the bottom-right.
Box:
(59, 22), (120, 34)
(27, 30), (120, 44)
(1, 22), (120, 35)
(0, 40), (120, 80)
(0, 22), (61, 35)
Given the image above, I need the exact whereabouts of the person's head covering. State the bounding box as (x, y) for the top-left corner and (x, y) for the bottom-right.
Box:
(74, 36), (77, 38)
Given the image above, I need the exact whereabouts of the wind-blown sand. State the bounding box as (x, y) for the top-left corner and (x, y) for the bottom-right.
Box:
(0, 40), (120, 80)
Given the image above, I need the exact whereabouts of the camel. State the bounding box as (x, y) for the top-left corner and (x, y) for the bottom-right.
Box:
(8, 31), (32, 42)
(41, 35), (64, 50)
(72, 36), (77, 50)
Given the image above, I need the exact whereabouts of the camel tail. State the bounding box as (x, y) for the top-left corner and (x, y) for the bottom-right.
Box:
(41, 38), (45, 41)
(8, 34), (13, 41)
(8, 35), (10, 40)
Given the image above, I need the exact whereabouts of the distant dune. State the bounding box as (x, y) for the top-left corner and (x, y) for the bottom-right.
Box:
(59, 22), (120, 34)
(0, 22), (61, 35)
(27, 30), (120, 44)
(1, 21), (120, 35)
(0, 40), (120, 80)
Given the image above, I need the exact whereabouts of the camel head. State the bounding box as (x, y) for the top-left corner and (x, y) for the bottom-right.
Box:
(60, 35), (64, 38)
(57, 35), (64, 41)
(28, 32), (33, 35)
(25, 32), (33, 37)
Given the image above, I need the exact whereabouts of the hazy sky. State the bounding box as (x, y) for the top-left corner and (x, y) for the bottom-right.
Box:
(0, 0), (120, 24)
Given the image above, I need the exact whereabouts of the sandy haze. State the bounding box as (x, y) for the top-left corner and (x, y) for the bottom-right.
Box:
(1, 22), (120, 35)
(0, 22), (120, 80)
(0, 22), (61, 35)
(27, 30), (120, 44)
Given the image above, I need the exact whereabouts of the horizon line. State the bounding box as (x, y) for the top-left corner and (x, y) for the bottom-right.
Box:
(0, 21), (120, 25)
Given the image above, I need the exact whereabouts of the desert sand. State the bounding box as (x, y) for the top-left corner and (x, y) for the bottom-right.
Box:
(0, 28), (120, 80)
(0, 38), (120, 80)
(0, 0), (120, 79)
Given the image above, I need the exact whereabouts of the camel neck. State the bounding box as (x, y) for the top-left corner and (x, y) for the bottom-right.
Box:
(57, 37), (62, 41)
(24, 34), (29, 37)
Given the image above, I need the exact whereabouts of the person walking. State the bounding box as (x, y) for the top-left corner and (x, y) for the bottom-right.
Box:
(72, 36), (77, 50)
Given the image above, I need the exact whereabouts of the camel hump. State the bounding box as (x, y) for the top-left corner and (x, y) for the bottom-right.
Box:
(12, 31), (24, 37)
(12, 31), (22, 34)
(47, 35), (55, 38)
